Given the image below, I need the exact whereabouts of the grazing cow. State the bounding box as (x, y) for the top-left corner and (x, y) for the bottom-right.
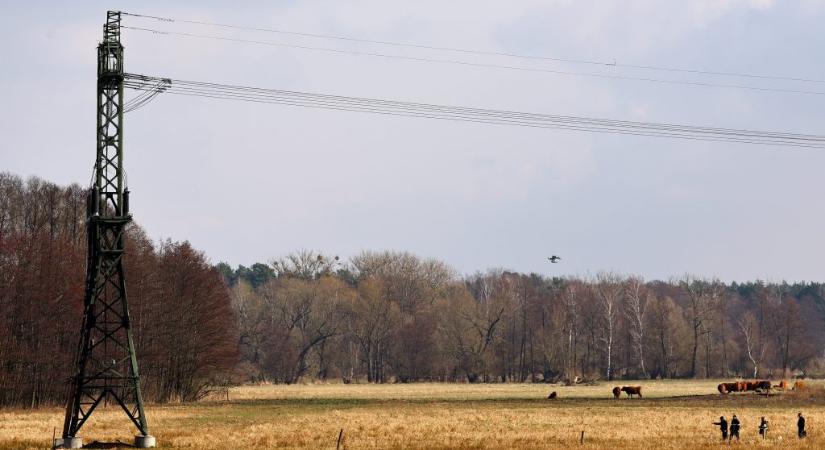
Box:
(612, 386), (621, 399)
(621, 386), (643, 398)
(741, 380), (771, 392)
(793, 380), (807, 391)
(547, 391), (557, 399)
(719, 382), (740, 394)
(753, 380), (771, 392)
(775, 380), (788, 390)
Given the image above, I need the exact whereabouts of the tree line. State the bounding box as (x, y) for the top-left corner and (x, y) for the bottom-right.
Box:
(0, 173), (236, 407)
(2, 172), (825, 408)
(222, 251), (825, 384)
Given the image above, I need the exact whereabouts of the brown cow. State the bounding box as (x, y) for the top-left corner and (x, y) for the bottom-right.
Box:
(621, 386), (643, 398)
(612, 386), (621, 398)
(719, 382), (740, 394)
(753, 380), (771, 392)
(547, 391), (557, 399)
(793, 380), (807, 391)
(774, 380), (788, 390)
(719, 380), (772, 394)
(739, 380), (771, 392)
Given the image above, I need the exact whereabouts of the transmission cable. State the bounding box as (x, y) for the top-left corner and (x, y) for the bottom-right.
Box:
(123, 76), (172, 113)
(121, 26), (825, 98)
(122, 74), (825, 149)
(120, 11), (825, 85)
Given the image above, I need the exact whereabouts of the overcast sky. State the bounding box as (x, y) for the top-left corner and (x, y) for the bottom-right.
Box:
(2, 1), (825, 281)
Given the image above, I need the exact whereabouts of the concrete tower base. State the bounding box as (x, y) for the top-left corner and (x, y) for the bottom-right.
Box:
(135, 435), (157, 448)
(53, 437), (83, 449)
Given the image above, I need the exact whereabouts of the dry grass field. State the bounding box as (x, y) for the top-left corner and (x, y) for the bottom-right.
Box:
(1, 380), (824, 449)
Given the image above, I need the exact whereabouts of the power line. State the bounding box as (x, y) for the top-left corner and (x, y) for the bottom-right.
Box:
(122, 74), (825, 145)
(121, 26), (825, 97)
(123, 77), (171, 113)
(120, 11), (825, 85)
(122, 74), (825, 149)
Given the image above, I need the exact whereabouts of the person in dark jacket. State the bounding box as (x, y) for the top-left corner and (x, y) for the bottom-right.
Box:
(712, 416), (728, 440)
(730, 415), (741, 441)
(758, 417), (769, 439)
(798, 412), (806, 438)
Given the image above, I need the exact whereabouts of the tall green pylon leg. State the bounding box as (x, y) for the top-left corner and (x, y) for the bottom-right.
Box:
(57, 11), (155, 449)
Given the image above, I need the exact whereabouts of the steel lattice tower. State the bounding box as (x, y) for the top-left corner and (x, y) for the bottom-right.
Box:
(59, 11), (154, 449)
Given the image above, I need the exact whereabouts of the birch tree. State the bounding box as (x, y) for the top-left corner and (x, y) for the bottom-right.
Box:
(739, 311), (765, 378)
(596, 273), (623, 380)
(624, 276), (649, 378)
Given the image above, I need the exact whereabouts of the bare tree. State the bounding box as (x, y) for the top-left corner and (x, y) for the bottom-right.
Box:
(349, 279), (401, 383)
(624, 276), (649, 378)
(739, 311), (765, 379)
(562, 279), (582, 380)
(229, 280), (268, 379)
(351, 250), (454, 313)
(777, 299), (801, 377)
(442, 272), (508, 382)
(260, 276), (346, 383)
(646, 296), (685, 378)
(762, 284), (802, 378)
(679, 276), (722, 378)
(272, 250), (340, 280)
(596, 272), (623, 381)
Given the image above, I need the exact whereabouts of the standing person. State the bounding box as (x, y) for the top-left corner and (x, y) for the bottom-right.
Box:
(798, 412), (806, 438)
(712, 416), (729, 440)
(758, 417), (769, 439)
(730, 415), (741, 441)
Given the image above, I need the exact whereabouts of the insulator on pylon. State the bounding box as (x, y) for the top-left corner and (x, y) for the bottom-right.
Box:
(91, 186), (100, 217)
(86, 189), (94, 217)
(123, 189), (130, 215)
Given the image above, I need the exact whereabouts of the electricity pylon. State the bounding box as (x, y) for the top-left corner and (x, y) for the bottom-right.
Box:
(57, 11), (154, 449)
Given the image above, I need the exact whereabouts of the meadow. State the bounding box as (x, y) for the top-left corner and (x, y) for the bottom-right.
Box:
(1, 380), (823, 449)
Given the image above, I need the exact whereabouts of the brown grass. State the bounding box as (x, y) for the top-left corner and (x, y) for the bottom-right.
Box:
(1, 380), (824, 449)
